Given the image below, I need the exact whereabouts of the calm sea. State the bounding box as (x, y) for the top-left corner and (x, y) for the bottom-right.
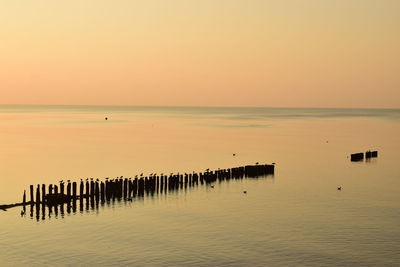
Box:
(1, 105), (399, 266)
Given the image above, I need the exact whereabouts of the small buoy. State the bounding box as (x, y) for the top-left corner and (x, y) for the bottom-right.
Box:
(233, 153), (236, 156)
(337, 187), (342, 191)
(105, 117), (108, 120)
(243, 191), (247, 194)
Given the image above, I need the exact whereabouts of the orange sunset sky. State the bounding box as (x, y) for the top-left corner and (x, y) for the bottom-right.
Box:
(1, 0), (399, 108)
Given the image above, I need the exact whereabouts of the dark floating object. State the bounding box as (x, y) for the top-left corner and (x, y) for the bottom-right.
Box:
(366, 150), (378, 159)
(337, 187), (342, 191)
(233, 153), (236, 156)
(350, 153), (364, 162)
(105, 117), (108, 120)
(243, 191), (247, 194)
(351, 150), (378, 162)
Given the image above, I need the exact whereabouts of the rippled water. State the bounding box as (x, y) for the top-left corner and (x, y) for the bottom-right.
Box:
(1, 106), (399, 266)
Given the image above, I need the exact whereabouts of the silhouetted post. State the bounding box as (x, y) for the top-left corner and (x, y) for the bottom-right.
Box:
(23, 190), (26, 205)
(133, 178), (138, 196)
(138, 178), (144, 196)
(128, 179), (133, 197)
(60, 182), (64, 195)
(123, 178), (128, 199)
(105, 180), (110, 200)
(80, 181), (84, 197)
(49, 184), (53, 195)
(119, 178), (123, 198)
(156, 176), (159, 193)
(95, 181), (100, 202)
(30, 185), (34, 204)
(90, 180), (95, 199)
(86, 181), (90, 198)
(42, 184), (46, 203)
(67, 182), (71, 198)
(36, 185), (40, 206)
(100, 182), (105, 202)
(54, 185), (58, 195)
(72, 182), (77, 200)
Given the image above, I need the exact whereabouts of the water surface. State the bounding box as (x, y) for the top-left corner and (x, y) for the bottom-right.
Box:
(1, 105), (399, 266)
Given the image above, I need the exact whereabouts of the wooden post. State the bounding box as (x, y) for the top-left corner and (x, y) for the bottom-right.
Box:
(100, 181), (105, 202)
(133, 178), (138, 196)
(60, 182), (64, 195)
(95, 181), (100, 201)
(123, 178), (128, 199)
(49, 184), (53, 195)
(80, 181), (84, 197)
(86, 181), (90, 198)
(128, 179), (133, 198)
(119, 178), (123, 198)
(23, 190), (26, 205)
(67, 182), (71, 198)
(54, 185), (58, 194)
(42, 184), (46, 204)
(90, 180), (94, 199)
(36, 185), (40, 205)
(72, 182), (77, 200)
(30, 185), (34, 204)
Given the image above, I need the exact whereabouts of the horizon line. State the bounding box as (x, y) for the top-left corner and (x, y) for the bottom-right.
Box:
(0, 103), (399, 110)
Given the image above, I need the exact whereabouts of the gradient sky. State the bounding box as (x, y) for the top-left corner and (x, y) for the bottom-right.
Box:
(1, 0), (399, 108)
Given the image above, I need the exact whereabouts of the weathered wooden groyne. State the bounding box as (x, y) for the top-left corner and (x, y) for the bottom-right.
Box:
(5, 164), (274, 220)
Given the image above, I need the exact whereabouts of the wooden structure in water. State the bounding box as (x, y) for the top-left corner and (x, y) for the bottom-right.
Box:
(351, 153), (364, 162)
(1, 164), (274, 218)
(351, 151), (378, 162)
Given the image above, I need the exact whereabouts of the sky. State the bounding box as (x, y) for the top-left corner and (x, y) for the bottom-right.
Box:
(0, 0), (399, 108)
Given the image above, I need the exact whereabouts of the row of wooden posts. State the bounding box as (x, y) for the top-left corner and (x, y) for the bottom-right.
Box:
(23, 164), (275, 206)
(350, 150), (378, 162)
